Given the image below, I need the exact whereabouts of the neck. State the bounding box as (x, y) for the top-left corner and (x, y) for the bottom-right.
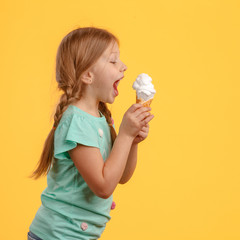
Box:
(72, 94), (100, 117)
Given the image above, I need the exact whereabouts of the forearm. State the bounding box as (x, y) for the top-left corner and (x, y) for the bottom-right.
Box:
(119, 143), (138, 184)
(102, 132), (133, 196)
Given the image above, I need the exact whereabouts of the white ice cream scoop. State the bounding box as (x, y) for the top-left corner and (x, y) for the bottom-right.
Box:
(132, 73), (156, 103)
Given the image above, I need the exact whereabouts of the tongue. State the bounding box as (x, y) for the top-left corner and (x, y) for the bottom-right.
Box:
(113, 82), (119, 96)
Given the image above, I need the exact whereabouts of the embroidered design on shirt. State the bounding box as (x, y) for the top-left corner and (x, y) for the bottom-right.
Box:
(98, 128), (103, 138)
(111, 201), (116, 210)
(111, 117), (114, 125)
(81, 222), (88, 231)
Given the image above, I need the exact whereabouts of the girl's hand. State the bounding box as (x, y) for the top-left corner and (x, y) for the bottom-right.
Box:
(119, 104), (154, 140)
(132, 122), (152, 144)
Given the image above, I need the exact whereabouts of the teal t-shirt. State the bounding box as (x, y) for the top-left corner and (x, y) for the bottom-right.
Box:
(30, 105), (114, 240)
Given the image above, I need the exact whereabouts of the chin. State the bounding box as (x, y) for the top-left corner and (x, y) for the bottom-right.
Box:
(107, 98), (115, 104)
(100, 97), (114, 104)
(106, 94), (116, 104)
(101, 94), (116, 104)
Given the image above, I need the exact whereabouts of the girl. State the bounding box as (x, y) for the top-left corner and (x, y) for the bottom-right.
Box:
(28, 27), (154, 240)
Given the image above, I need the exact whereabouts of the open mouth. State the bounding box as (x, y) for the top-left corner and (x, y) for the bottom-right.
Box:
(113, 76), (124, 97)
(113, 80), (120, 96)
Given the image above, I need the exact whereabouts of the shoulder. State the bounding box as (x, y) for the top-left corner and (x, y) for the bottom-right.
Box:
(58, 105), (107, 128)
(55, 105), (100, 137)
(59, 105), (85, 125)
(56, 105), (95, 132)
(54, 105), (104, 160)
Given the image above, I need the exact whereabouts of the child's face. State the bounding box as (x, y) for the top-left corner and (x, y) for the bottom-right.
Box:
(90, 41), (127, 104)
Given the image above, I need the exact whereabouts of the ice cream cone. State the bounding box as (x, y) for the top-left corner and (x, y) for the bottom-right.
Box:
(136, 95), (153, 107)
(133, 73), (156, 108)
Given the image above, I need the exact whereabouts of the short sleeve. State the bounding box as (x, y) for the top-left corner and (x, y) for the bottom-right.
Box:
(54, 114), (99, 160)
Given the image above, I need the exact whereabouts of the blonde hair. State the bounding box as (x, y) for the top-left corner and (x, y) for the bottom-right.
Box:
(31, 27), (118, 179)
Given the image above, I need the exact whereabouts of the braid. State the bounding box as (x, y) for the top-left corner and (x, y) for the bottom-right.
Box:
(53, 84), (85, 128)
(99, 102), (117, 145)
(53, 94), (69, 127)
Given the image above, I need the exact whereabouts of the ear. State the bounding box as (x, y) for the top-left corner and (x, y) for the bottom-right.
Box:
(81, 71), (94, 85)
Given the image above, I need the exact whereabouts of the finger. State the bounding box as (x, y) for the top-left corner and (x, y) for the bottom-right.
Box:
(141, 123), (149, 129)
(138, 130), (147, 137)
(140, 124), (149, 131)
(140, 126), (149, 133)
(129, 103), (144, 113)
(136, 136), (144, 142)
(137, 111), (151, 121)
(136, 107), (152, 117)
(140, 114), (154, 127)
(137, 131), (148, 139)
(134, 106), (151, 117)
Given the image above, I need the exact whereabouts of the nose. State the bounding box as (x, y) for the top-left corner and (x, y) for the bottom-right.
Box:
(120, 62), (127, 72)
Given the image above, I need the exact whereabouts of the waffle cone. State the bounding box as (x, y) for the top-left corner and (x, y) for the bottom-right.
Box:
(136, 96), (153, 107)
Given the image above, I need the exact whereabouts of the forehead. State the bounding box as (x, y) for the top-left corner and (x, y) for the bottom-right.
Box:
(91, 41), (119, 71)
(104, 41), (119, 56)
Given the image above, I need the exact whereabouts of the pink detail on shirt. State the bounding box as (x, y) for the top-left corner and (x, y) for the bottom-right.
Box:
(111, 201), (116, 210)
(81, 222), (88, 231)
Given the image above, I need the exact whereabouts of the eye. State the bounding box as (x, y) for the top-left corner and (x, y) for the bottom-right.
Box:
(110, 61), (117, 64)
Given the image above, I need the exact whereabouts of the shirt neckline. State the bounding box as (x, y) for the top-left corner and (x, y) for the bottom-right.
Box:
(69, 105), (106, 120)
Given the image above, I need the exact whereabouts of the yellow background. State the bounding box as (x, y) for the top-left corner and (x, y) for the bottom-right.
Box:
(1, 0), (240, 239)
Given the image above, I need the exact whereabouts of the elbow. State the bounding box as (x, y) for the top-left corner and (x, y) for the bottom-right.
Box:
(119, 177), (129, 185)
(98, 192), (112, 199)
(97, 191), (112, 199)
(95, 186), (113, 199)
